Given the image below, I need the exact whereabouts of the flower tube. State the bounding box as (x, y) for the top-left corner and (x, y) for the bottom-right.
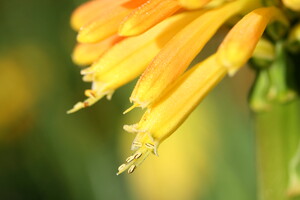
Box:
(68, 10), (202, 113)
(77, 0), (148, 43)
(128, 0), (251, 110)
(117, 55), (226, 174)
(216, 6), (288, 76)
(119, 0), (181, 36)
(72, 35), (124, 66)
(70, 0), (129, 31)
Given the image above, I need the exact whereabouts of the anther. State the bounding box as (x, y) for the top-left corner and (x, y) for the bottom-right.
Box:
(128, 165), (136, 174)
(145, 143), (155, 149)
(126, 156), (135, 163)
(118, 164), (126, 171)
(132, 142), (142, 147)
(85, 89), (96, 98)
(134, 152), (142, 159)
(83, 102), (89, 107)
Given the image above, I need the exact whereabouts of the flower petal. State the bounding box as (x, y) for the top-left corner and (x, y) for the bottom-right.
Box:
(118, 0), (181, 36)
(216, 7), (288, 76)
(68, 11), (202, 113)
(77, 0), (147, 43)
(129, 0), (248, 109)
(71, 0), (129, 31)
(72, 35), (124, 66)
(118, 55), (226, 174)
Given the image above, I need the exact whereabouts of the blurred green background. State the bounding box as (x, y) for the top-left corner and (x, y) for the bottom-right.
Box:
(0, 0), (257, 199)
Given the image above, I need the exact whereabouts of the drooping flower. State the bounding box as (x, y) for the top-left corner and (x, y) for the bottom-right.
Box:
(69, 0), (298, 174)
(128, 0), (254, 109)
(216, 6), (288, 75)
(118, 55), (226, 174)
(68, 9), (203, 113)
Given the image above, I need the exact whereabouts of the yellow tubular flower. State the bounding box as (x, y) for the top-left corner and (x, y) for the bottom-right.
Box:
(67, 11), (202, 113)
(70, 0), (129, 31)
(119, 0), (182, 36)
(283, 0), (300, 11)
(77, 0), (148, 43)
(72, 35), (124, 66)
(178, 0), (212, 9)
(128, 0), (250, 110)
(69, 0), (300, 181)
(216, 6), (288, 76)
(117, 55), (226, 175)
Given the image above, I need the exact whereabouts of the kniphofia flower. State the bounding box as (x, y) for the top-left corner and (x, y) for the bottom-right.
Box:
(69, 0), (299, 175)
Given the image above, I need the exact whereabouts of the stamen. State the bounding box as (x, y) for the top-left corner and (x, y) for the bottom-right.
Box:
(132, 141), (142, 148)
(85, 89), (97, 98)
(126, 156), (135, 163)
(123, 103), (140, 114)
(67, 90), (114, 113)
(145, 143), (155, 149)
(116, 146), (152, 175)
(128, 165), (136, 174)
(67, 102), (85, 114)
(134, 152), (142, 159)
(118, 164), (126, 171)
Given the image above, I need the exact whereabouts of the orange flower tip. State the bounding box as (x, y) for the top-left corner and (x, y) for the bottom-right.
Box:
(70, 1), (92, 31)
(123, 103), (141, 114)
(116, 142), (157, 175)
(70, 0), (112, 31)
(75, 0), (149, 43)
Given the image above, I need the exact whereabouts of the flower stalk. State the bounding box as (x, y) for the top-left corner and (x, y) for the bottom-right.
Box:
(255, 100), (300, 200)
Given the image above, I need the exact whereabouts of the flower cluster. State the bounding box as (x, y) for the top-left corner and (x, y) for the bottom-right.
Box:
(69, 0), (299, 174)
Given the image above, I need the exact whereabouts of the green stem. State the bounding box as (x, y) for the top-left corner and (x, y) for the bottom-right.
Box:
(255, 100), (300, 200)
